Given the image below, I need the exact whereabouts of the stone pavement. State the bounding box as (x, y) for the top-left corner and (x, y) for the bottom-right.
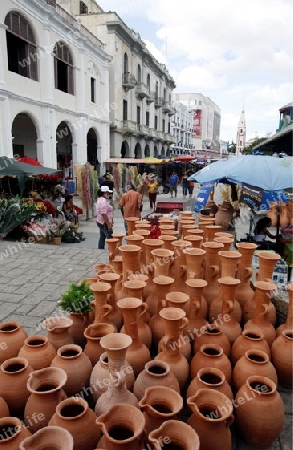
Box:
(0, 190), (291, 449)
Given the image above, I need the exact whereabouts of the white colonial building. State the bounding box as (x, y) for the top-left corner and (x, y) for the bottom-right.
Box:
(169, 101), (195, 156)
(0, 0), (112, 172)
(60, 0), (176, 158)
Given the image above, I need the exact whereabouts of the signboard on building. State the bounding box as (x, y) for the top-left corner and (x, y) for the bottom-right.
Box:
(193, 110), (202, 137)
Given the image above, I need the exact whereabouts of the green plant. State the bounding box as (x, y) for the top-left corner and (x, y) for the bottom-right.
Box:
(0, 196), (36, 237)
(58, 280), (93, 313)
(47, 219), (67, 237)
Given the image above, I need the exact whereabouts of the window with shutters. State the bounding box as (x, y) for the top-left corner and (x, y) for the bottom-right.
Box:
(53, 41), (74, 95)
(4, 11), (38, 81)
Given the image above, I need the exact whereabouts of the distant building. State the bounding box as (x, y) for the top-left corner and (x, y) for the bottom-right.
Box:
(169, 102), (195, 156)
(236, 109), (246, 155)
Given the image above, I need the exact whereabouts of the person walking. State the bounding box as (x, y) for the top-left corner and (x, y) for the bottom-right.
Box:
(169, 171), (179, 198)
(182, 172), (188, 198)
(95, 186), (113, 249)
(119, 184), (143, 232)
(147, 175), (159, 210)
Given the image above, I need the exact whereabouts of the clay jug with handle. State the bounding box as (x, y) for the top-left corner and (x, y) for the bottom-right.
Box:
(149, 420), (200, 450)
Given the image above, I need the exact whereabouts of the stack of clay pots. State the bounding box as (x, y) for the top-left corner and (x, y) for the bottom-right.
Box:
(0, 220), (292, 450)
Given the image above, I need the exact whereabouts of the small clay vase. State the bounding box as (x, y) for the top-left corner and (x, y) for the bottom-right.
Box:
(183, 247), (206, 279)
(0, 321), (28, 364)
(98, 272), (123, 329)
(187, 367), (233, 401)
(84, 322), (116, 364)
(169, 239), (192, 293)
(105, 237), (119, 264)
(151, 248), (174, 277)
(257, 251), (281, 282)
(19, 426), (73, 450)
(193, 326), (231, 358)
(0, 417), (31, 449)
(49, 397), (101, 450)
(24, 366), (68, 432)
(184, 234), (204, 249)
(164, 291), (191, 360)
(134, 359), (180, 401)
(68, 312), (88, 348)
(230, 329), (271, 366)
(148, 420), (200, 450)
(202, 241), (224, 306)
(235, 375), (285, 449)
(232, 349), (278, 391)
(235, 242), (258, 308)
(218, 250), (242, 278)
(243, 280), (277, 325)
(187, 388), (234, 450)
(205, 225), (223, 242)
(191, 343), (232, 383)
(276, 284), (293, 336)
(209, 276), (242, 324)
(272, 329), (293, 388)
(185, 278), (208, 331)
(139, 385), (183, 435)
(90, 282), (115, 328)
(125, 216), (140, 235)
(43, 316), (73, 350)
(160, 234), (177, 251)
(0, 356), (34, 416)
(214, 236), (234, 251)
(149, 275), (174, 349)
(51, 344), (92, 396)
(96, 404), (146, 450)
(18, 335), (56, 370)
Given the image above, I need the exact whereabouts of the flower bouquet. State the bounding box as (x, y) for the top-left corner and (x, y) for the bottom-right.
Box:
(0, 196), (36, 238)
(21, 221), (48, 244)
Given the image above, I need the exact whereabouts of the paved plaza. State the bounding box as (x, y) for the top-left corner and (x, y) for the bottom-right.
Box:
(0, 191), (292, 449)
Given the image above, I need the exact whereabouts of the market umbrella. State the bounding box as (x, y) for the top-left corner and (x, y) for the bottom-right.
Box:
(143, 157), (167, 164)
(173, 155), (196, 162)
(16, 157), (42, 166)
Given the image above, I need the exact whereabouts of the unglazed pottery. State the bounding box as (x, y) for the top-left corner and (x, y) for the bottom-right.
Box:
(0, 416), (31, 449)
(149, 420), (200, 450)
(272, 329), (293, 388)
(18, 335), (56, 370)
(0, 321), (28, 364)
(187, 367), (233, 401)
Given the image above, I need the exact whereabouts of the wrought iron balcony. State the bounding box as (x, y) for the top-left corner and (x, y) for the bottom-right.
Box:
(122, 73), (137, 91)
(154, 97), (163, 108)
(135, 82), (148, 99)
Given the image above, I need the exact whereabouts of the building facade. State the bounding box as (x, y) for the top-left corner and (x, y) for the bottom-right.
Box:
(0, 0), (111, 173)
(236, 109), (246, 155)
(61, 0), (176, 159)
(169, 101), (195, 156)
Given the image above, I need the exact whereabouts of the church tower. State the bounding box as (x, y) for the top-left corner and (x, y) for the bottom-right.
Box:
(236, 109), (246, 155)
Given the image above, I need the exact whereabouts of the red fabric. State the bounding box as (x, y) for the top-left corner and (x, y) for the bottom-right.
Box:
(150, 225), (161, 239)
(74, 205), (83, 214)
(17, 157), (42, 166)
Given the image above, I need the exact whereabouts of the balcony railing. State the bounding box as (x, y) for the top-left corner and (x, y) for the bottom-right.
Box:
(138, 125), (149, 136)
(154, 97), (163, 108)
(146, 91), (156, 104)
(122, 73), (137, 91)
(136, 82), (148, 99)
(122, 120), (137, 135)
(162, 101), (172, 113)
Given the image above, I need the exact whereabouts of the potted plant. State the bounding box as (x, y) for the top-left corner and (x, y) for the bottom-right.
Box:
(57, 280), (94, 346)
(47, 219), (67, 244)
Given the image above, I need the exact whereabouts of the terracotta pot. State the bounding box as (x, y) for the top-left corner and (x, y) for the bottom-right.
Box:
(184, 234), (204, 249)
(148, 420), (200, 450)
(164, 291), (191, 360)
(218, 250), (241, 278)
(206, 200), (219, 215)
(96, 404), (145, 450)
(149, 275), (174, 348)
(0, 321), (28, 364)
(24, 366), (67, 432)
(159, 234), (177, 251)
(235, 376), (284, 448)
(68, 312), (88, 348)
(169, 240), (192, 294)
(232, 349), (277, 391)
(280, 202), (289, 227)
(118, 244), (143, 300)
(205, 225), (223, 242)
(139, 385), (183, 435)
(49, 397), (101, 450)
(214, 231), (234, 239)
(112, 233), (124, 250)
(0, 417), (31, 449)
(187, 388), (234, 450)
(84, 323), (116, 364)
(151, 248), (174, 277)
(105, 238), (119, 264)
(257, 251), (281, 282)
(272, 329), (293, 388)
(209, 276), (242, 325)
(191, 343), (232, 383)
(133, 359), (180, 401)
(93, 263), (114, 277)
(266, 202), (278, 227)
(202, 241), (224, 306)
(117, 297), (151, 377)
(235, 242), (258, 309)
(243, 280), (277, 325)
(125, 217), (140, 235)
(53, 236), (61, 245)
(18, 335), (56, 370)
(155, 307), (190, 391)
(43, 316), (73, 350)
(125, 234), (144, 261)
(183, 247), (206, 279)
(95, 333), (138, 416)
(143, 239), (164, 312)
(90, 352), (134, 403)
(276, 283), (293, 336)
(198, 221), (215, 241)
(0, 357), (33, 416)
(230, 329), (271, 366)
(193, 325), (231, 358)
(51, 344), (92, 396)
(185, 279), (208, 331)
(98, 272), (123, 329)
(90, 282), (116, 328)
(187, 367), (233, 401)
(0, 397), (9, 419)
(19, 426), (73, 450)
(215, 203), (234, 231)
(214, 236), (233, 251)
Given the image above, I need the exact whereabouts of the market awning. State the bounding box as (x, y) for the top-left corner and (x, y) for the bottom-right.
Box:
(104, 158), (145, 164)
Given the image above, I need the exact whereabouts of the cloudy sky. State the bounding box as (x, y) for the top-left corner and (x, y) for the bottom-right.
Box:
(97, 0), (293, 142)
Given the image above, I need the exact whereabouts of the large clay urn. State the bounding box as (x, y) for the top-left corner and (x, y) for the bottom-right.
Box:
(209, 276), (242, 325)
(272, 329), (293, 388)
(149, 275), (174, 349)
(266, 202), (278, 226)
(125, 217), (140, 235)
(155, 307), (190, 391)
(0, 321), (28, 364)
(193, 325), (231, 358)
(187, 367), (233, 401)
(148, 420), (200, 450)
(202, 241), (224, 306)
(276, 283), (293, 336)
(49, 397), (101, 450)
(117, 297), (151, 377)
(185, 278), (208, 331)
(235, 375), (284, 449)
(18, 335), (56, 370)
(99, 272), (123, 329)
(43, 316), (73, 350)
(0, 356), (33, 416)
(19, 426), (73, 450)
(244, 303), (276, 346)
(257, 251), (281, 282)
(84, 323), (116, 364)
(169, 239), (192, 292)
(133, 360), (180, 401)
(139, 385), (183, 435)
(90, 282), (115, 328)
(218, 250), (242, 277)
(232, 349), (277, 392)
(105, 238), (119, 264)
(96, 404), (145, 450)
(230, 329), (271, 366)
(24, 366), (67, 432)
(0, 417), (31, 449)
(235, 242), (258, 308)
(191, 343), (232, 383)
(187, 389), (234, 450)
(50, 344), (92, 396)
(183, 247), (206, 279)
